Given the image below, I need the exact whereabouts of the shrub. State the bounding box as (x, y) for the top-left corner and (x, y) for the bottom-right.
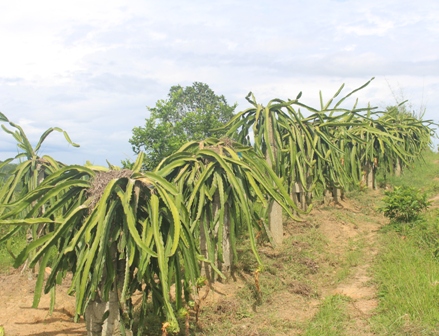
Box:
(379, 186), (431, 222)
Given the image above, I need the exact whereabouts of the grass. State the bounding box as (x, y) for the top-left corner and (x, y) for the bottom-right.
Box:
(377, 149), (439, 197)
(372, 219), (439, 335)
(303, 294), (351, 336)
(334, 237), (365, 283)
(370, 149), (439, 335)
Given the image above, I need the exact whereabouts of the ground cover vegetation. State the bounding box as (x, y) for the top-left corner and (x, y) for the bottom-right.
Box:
(371, 149), (439, 335)
(0, 78), (436, 335)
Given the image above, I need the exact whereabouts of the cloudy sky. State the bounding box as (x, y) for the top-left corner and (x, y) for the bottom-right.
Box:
(1, 0), (438, 165)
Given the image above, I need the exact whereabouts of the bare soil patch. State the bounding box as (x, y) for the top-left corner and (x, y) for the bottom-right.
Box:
(0, 269), (85, 336)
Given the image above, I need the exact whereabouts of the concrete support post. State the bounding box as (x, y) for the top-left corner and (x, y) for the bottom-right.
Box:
(266, 116), (283, 246)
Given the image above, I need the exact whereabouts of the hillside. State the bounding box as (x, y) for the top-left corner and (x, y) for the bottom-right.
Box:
(1, 150), (439, 335)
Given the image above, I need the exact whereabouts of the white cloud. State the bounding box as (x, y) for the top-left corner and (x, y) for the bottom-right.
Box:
(0, 0), (438, 165)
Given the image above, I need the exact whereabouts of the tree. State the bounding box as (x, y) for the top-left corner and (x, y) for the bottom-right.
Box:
(129, 82), (236, 170)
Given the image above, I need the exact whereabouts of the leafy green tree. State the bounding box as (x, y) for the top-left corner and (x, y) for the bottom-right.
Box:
(129, 82), (236, 170)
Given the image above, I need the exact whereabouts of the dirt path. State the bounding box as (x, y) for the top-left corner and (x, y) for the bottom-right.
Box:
(317, 194), (384, 335)
(333, 235), (379, 335)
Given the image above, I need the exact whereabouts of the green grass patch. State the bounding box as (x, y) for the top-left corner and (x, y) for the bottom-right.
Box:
(378, 149), (439, 197)
(334, 237), (365, 284)
(371, 150), (439, 334)
(303, 294), (351, 336)
(372, 214), (439, 335)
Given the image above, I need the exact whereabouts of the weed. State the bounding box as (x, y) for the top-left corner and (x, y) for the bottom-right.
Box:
(379, 186), (430, 222)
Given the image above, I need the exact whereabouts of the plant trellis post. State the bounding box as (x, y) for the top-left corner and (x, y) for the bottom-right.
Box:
(266, 114), (283, 246)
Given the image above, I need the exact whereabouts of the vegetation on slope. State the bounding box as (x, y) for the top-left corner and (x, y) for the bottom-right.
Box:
(0, 79), (437, 335)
